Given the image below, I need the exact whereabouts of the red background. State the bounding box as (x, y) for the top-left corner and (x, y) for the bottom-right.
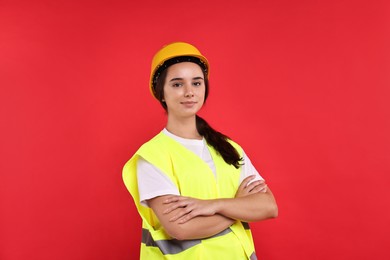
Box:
(1, 0), (389, 259)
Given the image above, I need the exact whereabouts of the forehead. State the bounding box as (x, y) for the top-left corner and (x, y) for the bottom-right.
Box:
(166, 62), (204, 77)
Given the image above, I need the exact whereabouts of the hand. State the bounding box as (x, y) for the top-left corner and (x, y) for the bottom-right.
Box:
(162, 196), (218, 224)
(235, 175), (267, 198)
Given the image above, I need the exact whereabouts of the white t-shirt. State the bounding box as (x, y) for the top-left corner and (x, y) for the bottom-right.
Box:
(137, 129), (263, 206)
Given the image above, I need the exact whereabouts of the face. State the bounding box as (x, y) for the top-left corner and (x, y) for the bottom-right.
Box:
(163, 62), (206, 119)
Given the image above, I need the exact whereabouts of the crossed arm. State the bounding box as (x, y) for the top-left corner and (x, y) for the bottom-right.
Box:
(147, 175), (278, 240)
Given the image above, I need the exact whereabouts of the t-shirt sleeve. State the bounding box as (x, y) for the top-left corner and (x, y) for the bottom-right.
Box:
(136, 156), (180, 207)
(239, 151), (264, 185)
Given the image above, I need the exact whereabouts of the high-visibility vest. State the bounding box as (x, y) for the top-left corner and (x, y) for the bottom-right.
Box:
(123, 132), (257, 259)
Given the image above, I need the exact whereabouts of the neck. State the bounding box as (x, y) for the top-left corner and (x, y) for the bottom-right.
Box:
(166, 115), (202, 140)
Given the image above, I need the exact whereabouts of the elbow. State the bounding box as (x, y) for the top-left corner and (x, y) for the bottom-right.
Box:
(165, 228), (182, 240)
(269, 202), (278, 219)
(165, 226), (190, 241)
(264, 191), (278, 219)
(169, 231), (186, 241)
(254, 201), (278, 221)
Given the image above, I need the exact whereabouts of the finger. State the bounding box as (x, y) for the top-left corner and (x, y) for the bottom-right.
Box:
(245, 180), (265, 191)
(243, 175), (257, 184)
(178, 212), (194, 224)
(239, 175), (257, 190)
(250, 184), (268, 194)
(163, 196), (181, 204)
(169, 207), (192, 222)
(178, 207), (205, 224)
(245, 181), (260, 190)
(248, 181), (265, 190)
(164, 200), (190, 214)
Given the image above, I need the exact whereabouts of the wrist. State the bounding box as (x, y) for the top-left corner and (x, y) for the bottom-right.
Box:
(213, 198), (227, 214)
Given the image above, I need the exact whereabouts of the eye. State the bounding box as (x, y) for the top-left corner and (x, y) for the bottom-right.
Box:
(193, 81), (202, 87)
(172, 82), (182, 88)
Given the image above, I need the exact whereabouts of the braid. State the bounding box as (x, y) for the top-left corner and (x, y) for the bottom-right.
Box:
(196, 115), (243, 168)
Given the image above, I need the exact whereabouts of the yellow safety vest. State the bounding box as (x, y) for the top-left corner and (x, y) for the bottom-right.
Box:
(123, 132), (257, 259)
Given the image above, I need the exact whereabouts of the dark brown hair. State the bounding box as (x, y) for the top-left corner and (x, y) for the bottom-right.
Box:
(153, 60), (243, 168)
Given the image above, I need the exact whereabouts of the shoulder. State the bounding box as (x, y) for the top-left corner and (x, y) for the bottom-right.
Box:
(123, 132), (165, 169)
(134, 132), (177, 171)
(138, 132), (171, 155)
(122, 132), (168, 182)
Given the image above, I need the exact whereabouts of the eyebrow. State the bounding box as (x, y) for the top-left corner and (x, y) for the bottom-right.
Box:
(169, 77), (204, 82)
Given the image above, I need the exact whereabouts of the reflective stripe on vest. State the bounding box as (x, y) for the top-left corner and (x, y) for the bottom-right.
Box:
(141, 224), (253, 255)
(142, 228), (232, 255)
(123, 132), (257, 259)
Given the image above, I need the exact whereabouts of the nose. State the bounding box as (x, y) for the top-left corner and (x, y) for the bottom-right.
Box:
(184, 85), (194, 98)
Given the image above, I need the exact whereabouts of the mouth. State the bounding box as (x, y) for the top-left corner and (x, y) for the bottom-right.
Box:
(180, 101), (197, 105)
(180, 101), (198, 108)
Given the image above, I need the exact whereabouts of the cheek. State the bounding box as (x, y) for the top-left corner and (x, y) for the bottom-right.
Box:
(163, 88), (179, 102)
(163, 87), (173, 101)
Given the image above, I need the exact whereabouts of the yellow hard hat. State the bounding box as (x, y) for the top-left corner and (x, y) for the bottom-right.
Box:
(150, 42), (209, 98)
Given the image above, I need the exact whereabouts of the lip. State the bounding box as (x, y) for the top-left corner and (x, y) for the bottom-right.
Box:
(180, 101), (197, 107)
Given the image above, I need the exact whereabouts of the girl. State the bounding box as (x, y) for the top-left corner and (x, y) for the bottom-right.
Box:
(123, 42), (277, 259)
